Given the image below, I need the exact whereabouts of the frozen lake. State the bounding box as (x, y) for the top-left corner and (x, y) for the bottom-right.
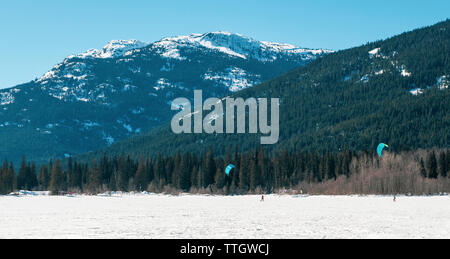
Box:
(0, 194), (449, 239)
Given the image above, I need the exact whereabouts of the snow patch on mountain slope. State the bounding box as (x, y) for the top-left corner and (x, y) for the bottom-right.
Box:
(153, 33), (245, 60)
(131, 107), (145, 115)
(369, 47), (392, 60)
(159, 47), (185, 60)
(369, 48), (381, 58)
(401, 68), (412, 77)
(154, 78), (171, 91)
(76, 40), (148, 59)
(375, 70), (385, 75)
(36, 60), (103, 102)
(102, 132), (115, 146)
(360, 75), (370, 83)
(128, 66), (141, 74)
(43, 81), (114, 104)
(39, 70), (57, 82)
(39, 62), (91, 82)
(389, 61), (412, 78)
(437, 75), (448, 89)
(203, 67), (261, 92)
(153, 78), (185, 92)
(409, 76), (448, 96)
(82, 121), (100, 130)
(123, 124), (133, 133)
(410, 88), (424, 95)
(0, 92), (15, 105)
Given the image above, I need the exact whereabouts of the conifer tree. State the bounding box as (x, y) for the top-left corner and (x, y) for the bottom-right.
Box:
(311, 151), (321, 182)
(0, 161), (7, 194)
(197, 167), (204, 190)
(427, 151), (438, 179)
(171, 152), (182, 188)
(117, 156), (129, 191)
(38, 165), (49, 190)
(257, 149), (270, 192)
(6, 163), (16, 193)
(179, 153), (192, 192)
(420, 158), (427, 178)
(190, 166), (199, 191)
(73, 162), (84, 191)
(88, 159), (102, 193)
(249, 155), (258, 192)
(214, 163), (226, 191)
(325, 152), (336, 181)
(17, 156), (27, 190)
(154, 154), (165, 189)
(67, 157), (73, 183)
(239, 152), (250, 192)
(109, 171), (117, 192)
(50, 159), (64, 195)
(27, 162), (38, 191)
(135, 157), (148, 191)
(1, 162), (16, 194)
(343, 150), (352, 178)
(447, 150), (450, 177)
(146, 158), (154, 184)
(203, 148), (216, 188)
(438, 152), (447, 178)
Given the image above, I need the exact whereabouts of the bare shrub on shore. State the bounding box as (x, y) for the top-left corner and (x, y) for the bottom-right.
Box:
(296, 151), (450, 195)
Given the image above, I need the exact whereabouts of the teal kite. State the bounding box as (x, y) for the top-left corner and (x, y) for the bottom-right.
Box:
(225, 164), (235, 176)
(377, 143), (389, 158)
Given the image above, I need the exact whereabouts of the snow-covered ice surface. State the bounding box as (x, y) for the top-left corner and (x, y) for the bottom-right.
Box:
(0, 195), (449, 239)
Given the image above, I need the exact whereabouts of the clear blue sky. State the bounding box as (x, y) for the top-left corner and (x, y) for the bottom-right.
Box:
(1, 0), (448, 89)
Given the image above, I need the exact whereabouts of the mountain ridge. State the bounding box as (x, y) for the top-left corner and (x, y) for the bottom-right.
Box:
(69, 31), (332, 62)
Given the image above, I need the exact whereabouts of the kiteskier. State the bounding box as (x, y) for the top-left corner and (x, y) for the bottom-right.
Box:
(180, 243), (215, 256)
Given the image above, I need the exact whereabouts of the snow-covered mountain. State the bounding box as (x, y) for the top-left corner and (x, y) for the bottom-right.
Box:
(150, 32), (330, 61)
(0, 32), (331, 164)
(73, 32), (330, 61)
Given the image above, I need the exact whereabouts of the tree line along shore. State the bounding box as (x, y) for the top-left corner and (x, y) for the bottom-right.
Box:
(1, 148), (449, 196)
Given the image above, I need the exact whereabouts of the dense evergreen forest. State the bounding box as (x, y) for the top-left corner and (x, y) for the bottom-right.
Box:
(1, 148), (449, 195)
(79, 20), (449, 162)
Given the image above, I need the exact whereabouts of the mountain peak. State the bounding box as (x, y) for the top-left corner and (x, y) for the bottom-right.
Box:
(74, 39), (148, 59)
(152, 31), (331, 61)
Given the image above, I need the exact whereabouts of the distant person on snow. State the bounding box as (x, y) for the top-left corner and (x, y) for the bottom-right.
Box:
(393, 195), (397, 202)
(261, 195), (265, 202)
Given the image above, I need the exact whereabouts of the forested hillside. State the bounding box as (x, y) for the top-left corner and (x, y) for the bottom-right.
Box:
(79, 20), (449, 161)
